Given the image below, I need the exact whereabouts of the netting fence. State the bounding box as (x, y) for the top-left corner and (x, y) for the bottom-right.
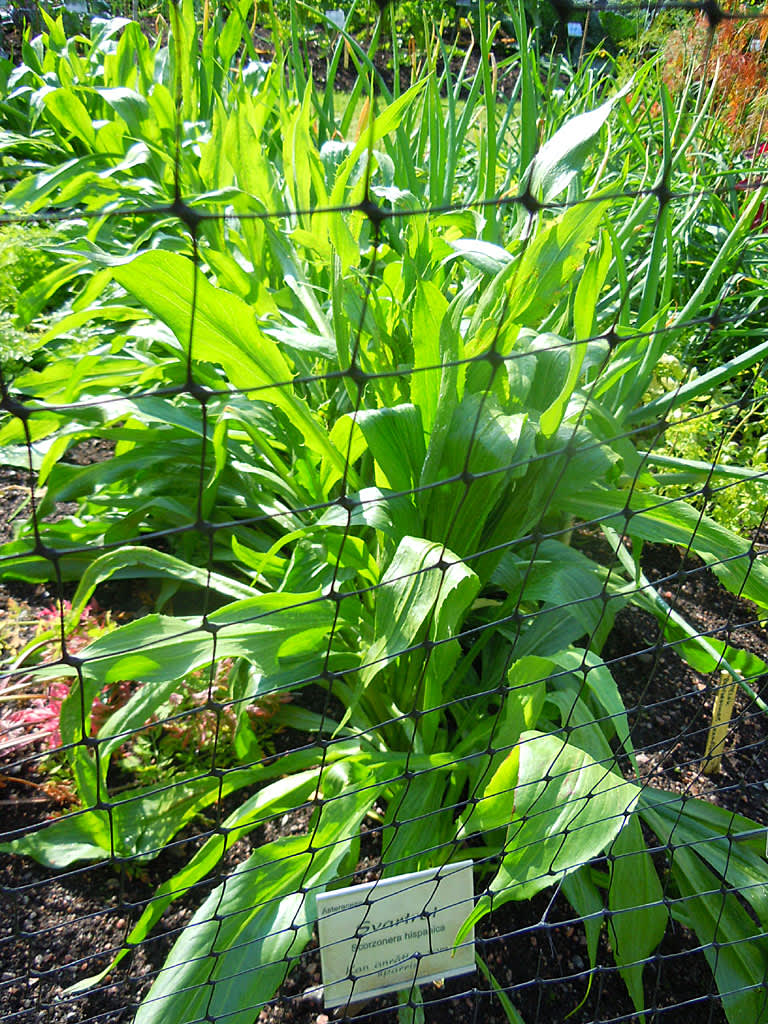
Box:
(1, 1), (768, 1022)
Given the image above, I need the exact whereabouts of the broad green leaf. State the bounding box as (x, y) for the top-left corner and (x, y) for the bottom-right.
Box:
(508, 657), (552, 729)
(354, 404), (426, 494)
(446, 238), (514, 275)
(317, 486), (422, 540)
(321, 412), (368, 495)
(111, 252), (351, 481)
(17, 259), (88, 327)
(523, 333), (572, 427)
(573, 231), (611, 342)
(132, 761), (378, 1024)
(109, 20), (155, 94)
(522, 82), (632, 203)
(543, 685), (617, 766)
(92, 86), (150, 131)
(538, 337), (585, 437)
(0, 808), (110, 868)
(608, 816), (667, 1015)
(417, 288), (465, 519)
(509, 201), (608, 328)
(493, 543), (612, 658)
(43, 88), (97, 148)
(380, 771), (454, 877)
(457, 730), (639, 941)
(109, 769), (261, 860)
(359, 536), (448, 691)
(473, 746), (520, 835)
(411, 281), (449, 433)
(668, 847), (768, 1024)
(461, 655), (553, 829)
(66, 769), (325, 994)
(134, 835), (312, 1024)
(284, 85), (327, 215)
(640, 789), (768, 929)
(419, 550), (481, 743)
(424, 394), (534, 558)
(39, 305), (145, 343)
(58, 593), (334, 760)
(217, 0), (254, 68)
(550, 648), (635, 765)
(169, 0), (198, 121)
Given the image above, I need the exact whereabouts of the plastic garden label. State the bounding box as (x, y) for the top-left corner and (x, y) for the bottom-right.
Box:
(316, 860), (476, 1007)
(567, 21), (583, 36)
(325, 9), (345, 31)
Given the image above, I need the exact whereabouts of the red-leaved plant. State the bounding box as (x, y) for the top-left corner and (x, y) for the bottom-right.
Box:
(0, 600), (117, 756)
(663, 7), (768, 151)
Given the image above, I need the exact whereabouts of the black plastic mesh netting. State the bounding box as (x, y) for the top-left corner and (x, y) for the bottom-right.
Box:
(1, 1), (768, 1022)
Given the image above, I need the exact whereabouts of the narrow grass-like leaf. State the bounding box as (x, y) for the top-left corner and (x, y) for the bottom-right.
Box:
(67, 546), (255, 626)
(564, 488), (768, 609)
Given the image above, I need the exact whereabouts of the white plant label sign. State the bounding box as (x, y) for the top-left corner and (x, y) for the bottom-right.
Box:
(325, 9), (345, 31)
(316, 860), (476, 1008)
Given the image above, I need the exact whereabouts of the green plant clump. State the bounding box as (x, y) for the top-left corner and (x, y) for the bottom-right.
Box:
(0, 3), (767, 1024)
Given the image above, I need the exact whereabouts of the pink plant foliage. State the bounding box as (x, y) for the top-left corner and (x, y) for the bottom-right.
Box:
(3, 681), (71, 751)
(2, 605), (289, 765)
(0, 600), (116, 757)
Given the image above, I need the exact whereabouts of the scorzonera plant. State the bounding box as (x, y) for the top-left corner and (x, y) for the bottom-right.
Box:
(1, 4), (767, 1023)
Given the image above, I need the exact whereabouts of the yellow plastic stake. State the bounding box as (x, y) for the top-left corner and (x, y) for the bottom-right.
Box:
(702, 670), (740, 776)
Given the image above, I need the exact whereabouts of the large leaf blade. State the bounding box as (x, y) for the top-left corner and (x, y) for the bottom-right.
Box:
(522, 82), (632, 203)
(457, 730), (639, 941)
(133, 761), (380, 1024)
(111, 252), (350, 478)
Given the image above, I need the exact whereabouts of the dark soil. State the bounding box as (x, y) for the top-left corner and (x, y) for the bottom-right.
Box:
(0, 797), (731, 1024)
(602, 534), (768, 825)
(0, 788), (727, 1024)
(289, 22), (522, 99)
